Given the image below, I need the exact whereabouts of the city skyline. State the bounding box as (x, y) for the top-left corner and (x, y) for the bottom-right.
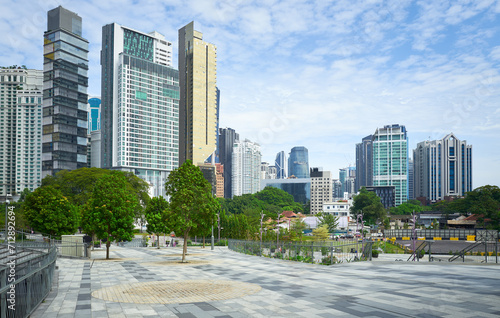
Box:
(1, 1), (499, 188)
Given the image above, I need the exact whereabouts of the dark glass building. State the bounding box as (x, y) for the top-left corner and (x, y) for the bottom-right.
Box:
(288, 146), (309, 179)
(355, 134), (373, 191)
(43, 6), (89, 177)
(218, 127), (239, 198)
(365, 186), (395, 209)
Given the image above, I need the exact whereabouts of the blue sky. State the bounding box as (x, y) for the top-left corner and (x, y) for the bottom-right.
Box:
(1, 0), (499, 188)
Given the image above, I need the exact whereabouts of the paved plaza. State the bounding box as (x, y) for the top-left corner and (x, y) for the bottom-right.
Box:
(32, 245), (500, 318)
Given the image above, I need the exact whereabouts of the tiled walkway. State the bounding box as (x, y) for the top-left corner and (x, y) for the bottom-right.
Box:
(32, 245), (500, 317)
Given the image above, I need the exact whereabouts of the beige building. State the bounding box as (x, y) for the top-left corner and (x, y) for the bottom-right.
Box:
(310, 168), (333, 214)
(178, 22), (218, 166)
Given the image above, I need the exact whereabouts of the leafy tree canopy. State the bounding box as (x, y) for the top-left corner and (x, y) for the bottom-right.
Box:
(144, 196), (170, 248)
(42, 168), (150, 208)
(24, 186), (79, 238)
(164, 161), (220, 262)
(390, 202), (430, 215)
(463, 185), (500, 230)
(82, 174), (139, 259)
(350, 187), (386, 225)
(316, 212), (339, 232)
(312, 224), (329, 241)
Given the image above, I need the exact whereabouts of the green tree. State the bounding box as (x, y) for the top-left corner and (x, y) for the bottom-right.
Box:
(312, 224), (329, 241)
(164, 161), (220, 262)
(82, 174), (139, 259)
(291, 218), (307, 241)
(463, 185), (500, 230)
(144, 196), (169, 249)
(24, 186), (79, 238)
(350, 187), (386, 225)
(389, 202), (428, 215)
(316, 212), (339, 232)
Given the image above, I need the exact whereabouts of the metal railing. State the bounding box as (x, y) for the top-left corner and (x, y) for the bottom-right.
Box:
(0, 244), (57, 318)
(228, 239), (373, 265)
(384, 229), (499, 240)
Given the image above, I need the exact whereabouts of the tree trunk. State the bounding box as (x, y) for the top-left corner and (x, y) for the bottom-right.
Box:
(203, 236), (205, 248)
(157, 234), (160, 249)
(106, 241), (110, 259)
(182, 232), (188, 263)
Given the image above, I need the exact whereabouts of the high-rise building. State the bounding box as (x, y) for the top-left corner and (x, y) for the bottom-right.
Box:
(215, 163), (224, 198)
(275, 151), (287, 179)
(232, 139), (261, 197)
(178, 21), (217, 166)
(310, 168), (332, 214)
(43, 6), (89, 177)
(332, 179), (342, 199)
(100, 23), (178, 197)
(372, 124), (408, 206)
(355, 134), (373, 191)
(88, 97), (101, 132)
(288, 146), (309, 179)
(0, 67), (43, 197)
(339, 166), (356, 196)
(218, 127), (239, 198)
(413, 133), (472, 203)
(408, 158), (414, 201)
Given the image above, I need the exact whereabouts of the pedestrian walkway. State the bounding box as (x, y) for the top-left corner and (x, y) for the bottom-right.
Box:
(32, 245), (500, 317)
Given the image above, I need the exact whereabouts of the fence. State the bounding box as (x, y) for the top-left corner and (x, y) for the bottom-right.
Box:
(228, 239), (373, 265)
(0, 244), (57, 318)
(384, 229), (499, 241)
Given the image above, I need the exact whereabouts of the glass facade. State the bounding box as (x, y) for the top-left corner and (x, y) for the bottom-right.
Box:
(43, 7), (88, 177)
(116, 54), (179, 171)
(288, 146), (309, 179)
(372, 124), (408, 206)
(123, 29), (154, 62)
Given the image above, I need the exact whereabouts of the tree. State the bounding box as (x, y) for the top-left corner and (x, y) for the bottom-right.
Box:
(390, 202), (429, 215)
(82, 174), (139, 259)
(312, 225), (329, 241)
(164, 161), (220, 262)
(462, 185), (500, 230)
(350, 187), (386, 225)
(144, 196), (169, 249)
(316, 212), (339, 232)
(291, 218), (307, 241)
(24, 186), (79, 238)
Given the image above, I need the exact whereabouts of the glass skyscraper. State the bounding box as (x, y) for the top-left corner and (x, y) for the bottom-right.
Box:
(288, 146), (309, 179)
(355, 134), (373, 191)
(218, 127), (239, 198)
(101, 23), (178, 197)
(43, 6), (89, 177)
(275, 150), (287, 179)
(88, 97), (101, 132)
(372, 124), (408, 206)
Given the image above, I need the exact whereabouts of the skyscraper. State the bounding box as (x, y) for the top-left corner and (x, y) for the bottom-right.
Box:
(178, 21), (218, 166)
(275, 151), (287, 179)
(218, 127), (239, 198)
(372, 124), (408, 206)
(232, 139), (261, 197)
(100, 23), (179, 197)
(355, 134), (373, 191)
(43, 6), (89, 177)
(413, 133), (472, 203)
(88, 97), (101, 132)
(288, 146), (309, 179)
(310, 168), (332, 214)
(0, 67), (43, 197)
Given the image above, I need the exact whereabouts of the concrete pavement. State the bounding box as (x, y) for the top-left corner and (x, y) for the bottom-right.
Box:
(32, 245), (500, 317)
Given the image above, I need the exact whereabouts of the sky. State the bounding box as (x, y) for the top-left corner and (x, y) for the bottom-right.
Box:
(1, 0), (499, 187)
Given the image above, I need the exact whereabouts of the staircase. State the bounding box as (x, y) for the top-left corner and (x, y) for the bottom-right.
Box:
(448, 241), (484, 262)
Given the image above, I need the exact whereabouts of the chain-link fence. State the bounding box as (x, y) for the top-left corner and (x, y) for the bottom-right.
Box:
(228, 239), (373, 265)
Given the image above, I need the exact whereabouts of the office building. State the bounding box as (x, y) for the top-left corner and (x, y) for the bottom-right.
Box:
(365, 186), (395, 209)
(408, 158), (414, 200)
(310, 168), (333, 214)
(339, 166), (356, 196)
(372, 124), (408, 206)
(100, 23), (178, 197)
(332, 179), (342, 200)
(275, 151), (287, 179)
(0, 67), (43, 197)
(232, 139), (261, 197)
(178, 21), (217, 166)
(43, 6), (89, 177)
(215, 163), (224, 198)
(355, 134), (373, 191)
(413, 133), (472, 203)
(261, 178), (311, 204)
(87, 97), (101, 132)
(288, 146), (309, 178)
(218, 127), (239, 198)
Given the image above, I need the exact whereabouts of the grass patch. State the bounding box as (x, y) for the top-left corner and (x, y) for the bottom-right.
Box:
(373, 241), (406, 254)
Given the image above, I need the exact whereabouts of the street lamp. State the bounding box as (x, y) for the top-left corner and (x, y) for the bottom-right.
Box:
(276, 212), (281, 250)
(260, 211), (264, 256)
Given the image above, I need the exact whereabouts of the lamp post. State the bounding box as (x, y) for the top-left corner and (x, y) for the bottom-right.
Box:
(217, 210), (221, 241)
(260, 211), (264, 256)
(276, 212), (281, 250)
(357, 212), (364, 257)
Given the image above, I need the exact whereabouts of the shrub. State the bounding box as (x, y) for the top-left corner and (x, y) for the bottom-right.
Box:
(372, 250), (379, 258)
